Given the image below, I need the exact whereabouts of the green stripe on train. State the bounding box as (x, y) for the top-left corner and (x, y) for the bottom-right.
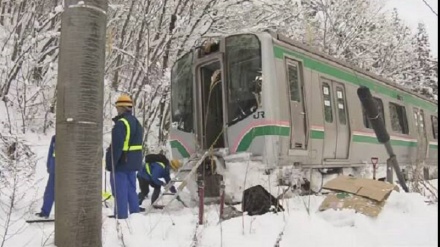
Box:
(310, 129), (325, 139)
(170, 140), (190, 158)
(236, 126), (290, 152)
(273, 46), (436, 112)
(236, 128), (424, 153)
(353, 135), (417, 147)
(312, 129), (419, 147)
(172, 129), (435, 156)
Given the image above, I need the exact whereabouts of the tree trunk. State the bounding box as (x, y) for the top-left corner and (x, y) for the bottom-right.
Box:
(55, 0), (107, 246)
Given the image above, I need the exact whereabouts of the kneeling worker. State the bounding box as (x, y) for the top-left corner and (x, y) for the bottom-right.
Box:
(137, 153), (181, 209)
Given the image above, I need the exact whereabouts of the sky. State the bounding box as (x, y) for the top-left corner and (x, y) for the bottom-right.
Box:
(386, 0), (438, 56)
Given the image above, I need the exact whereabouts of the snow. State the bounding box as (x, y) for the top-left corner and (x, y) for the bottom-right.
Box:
(54, 5), (64, 13)
(0, 133), (437, 247)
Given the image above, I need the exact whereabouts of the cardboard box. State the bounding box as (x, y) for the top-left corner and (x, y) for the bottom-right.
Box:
(319, 176), (399, 217)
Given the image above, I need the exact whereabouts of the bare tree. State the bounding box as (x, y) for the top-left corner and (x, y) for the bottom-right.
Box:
(102, 0), (254, 150)
(0, 0), (437, 176)
(0, 0), (61, 134)
(0, 135), (37, 247)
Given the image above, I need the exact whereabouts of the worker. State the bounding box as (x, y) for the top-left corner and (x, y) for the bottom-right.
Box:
(35, 135), (56, 218)
(137, 153), (181, 209)
(105, 94), (143, 219)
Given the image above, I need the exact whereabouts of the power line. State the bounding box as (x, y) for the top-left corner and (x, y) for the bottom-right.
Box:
(421, 0), (438, 16)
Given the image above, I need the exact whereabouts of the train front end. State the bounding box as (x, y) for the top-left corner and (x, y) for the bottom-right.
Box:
(170, 33), (283, 162)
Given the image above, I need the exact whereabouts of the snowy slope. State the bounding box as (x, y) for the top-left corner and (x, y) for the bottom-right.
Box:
(1, 134), (438, 247)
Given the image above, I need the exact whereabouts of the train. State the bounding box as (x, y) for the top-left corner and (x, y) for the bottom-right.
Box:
(168, 30), (438, 197)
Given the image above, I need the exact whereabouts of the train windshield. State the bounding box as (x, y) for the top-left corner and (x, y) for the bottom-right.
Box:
(225, 34), (262, 125)
(171, 52), (194, 133)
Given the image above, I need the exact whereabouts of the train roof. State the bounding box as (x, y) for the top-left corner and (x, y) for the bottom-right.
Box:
(264, 30), (437, 108)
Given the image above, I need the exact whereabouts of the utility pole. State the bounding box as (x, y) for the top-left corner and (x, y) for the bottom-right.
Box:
(55, 1), (107, 246)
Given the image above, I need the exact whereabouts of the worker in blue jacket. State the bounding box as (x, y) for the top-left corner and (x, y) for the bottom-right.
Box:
(105, 94), (143, 219)
(36, 135), (56, 218)
(137, 153), (178, 209)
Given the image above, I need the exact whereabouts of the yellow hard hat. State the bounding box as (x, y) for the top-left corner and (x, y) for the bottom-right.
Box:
(115, 94), (133, 107)
(170, 159), (182, 171)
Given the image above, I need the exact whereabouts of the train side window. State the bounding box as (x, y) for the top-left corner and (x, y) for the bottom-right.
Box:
(362, 97), (385, 128)
(431, 116), (438, 139)
(389, 102), (409, 134)
(322, 82), (333, 123)
(287, 63), (301, 102)
(336, 87), (346, 125)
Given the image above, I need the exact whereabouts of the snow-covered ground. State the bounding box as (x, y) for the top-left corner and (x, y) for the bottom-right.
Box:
(1, 134), (438, 247)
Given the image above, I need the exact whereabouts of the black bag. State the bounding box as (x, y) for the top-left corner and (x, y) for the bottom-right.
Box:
(242, 185), (284, 216)
(145, 153), (169, 166)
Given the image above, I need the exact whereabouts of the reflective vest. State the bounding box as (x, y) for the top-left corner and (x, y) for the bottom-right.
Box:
(53, 151), (55, 157)
(145, 162), (165, 176)
(118, 118), (142, 151)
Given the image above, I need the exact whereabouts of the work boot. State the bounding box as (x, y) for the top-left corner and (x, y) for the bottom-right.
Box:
(138, 193), (148, 205)
(35, 212), (49, 219)
(152, 205), (164, 210)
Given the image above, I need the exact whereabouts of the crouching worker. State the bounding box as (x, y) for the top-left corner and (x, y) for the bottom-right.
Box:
(137, 154), (181, 209)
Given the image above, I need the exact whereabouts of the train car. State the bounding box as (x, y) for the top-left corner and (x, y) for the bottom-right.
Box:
(169, 31), (438, 189)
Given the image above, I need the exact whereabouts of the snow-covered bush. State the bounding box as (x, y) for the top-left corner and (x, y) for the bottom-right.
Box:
(0, 134), (38, 247)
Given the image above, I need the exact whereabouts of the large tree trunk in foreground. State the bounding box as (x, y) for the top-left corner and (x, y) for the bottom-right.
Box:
(55, 1), (107, 246)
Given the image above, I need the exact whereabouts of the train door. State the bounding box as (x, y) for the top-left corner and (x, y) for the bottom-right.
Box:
(196, 59), (226, 150)
(286, 59), (307, 149)
(413, 108), (428, 161)
(322, 79), (350, 159)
